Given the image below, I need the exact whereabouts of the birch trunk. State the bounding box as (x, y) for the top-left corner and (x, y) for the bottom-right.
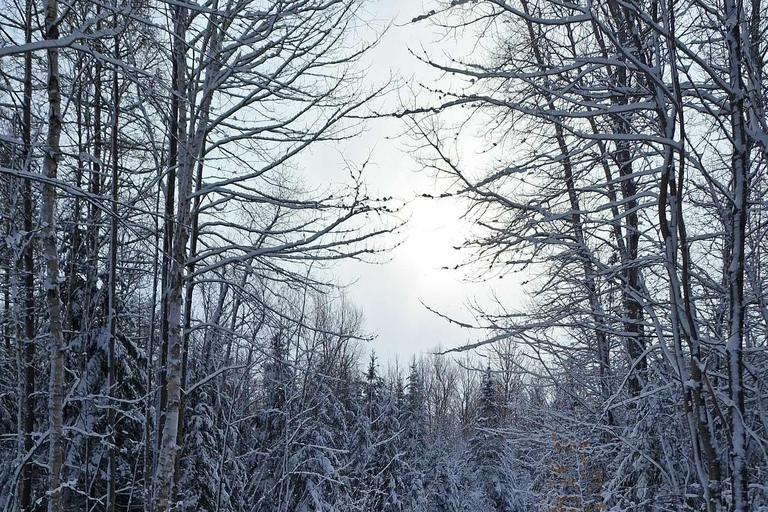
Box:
(42, 0), (65, 508)
(155, 8), (188, 510)
(174, 8), (223, 492)
(155, 5), (180, 463)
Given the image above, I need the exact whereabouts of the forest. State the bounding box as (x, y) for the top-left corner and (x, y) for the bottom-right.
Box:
(0, 0), (767, 510)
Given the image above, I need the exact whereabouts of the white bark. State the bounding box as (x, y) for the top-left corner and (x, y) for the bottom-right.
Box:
(155, 9), (189, 510)
(42, 0), (65, 508)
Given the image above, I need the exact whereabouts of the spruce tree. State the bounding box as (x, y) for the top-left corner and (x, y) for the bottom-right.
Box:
(469, 366), (521, 512)
(400, 361), (427, 511)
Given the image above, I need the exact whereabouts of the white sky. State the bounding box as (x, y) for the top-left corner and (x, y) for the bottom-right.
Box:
(296, 0), (525, 361)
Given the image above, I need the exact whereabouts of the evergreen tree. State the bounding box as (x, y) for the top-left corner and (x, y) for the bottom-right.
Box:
(400, 360), (427, 511)
(424, 434), (464, 512)
(254, 332), (294, 511)
(469, 366), (522, 512)
(178, 386), (220, 512)
(355, 352), (406, 512)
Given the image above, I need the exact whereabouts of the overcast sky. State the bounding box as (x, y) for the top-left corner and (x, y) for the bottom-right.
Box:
(294, 0), (525, 361)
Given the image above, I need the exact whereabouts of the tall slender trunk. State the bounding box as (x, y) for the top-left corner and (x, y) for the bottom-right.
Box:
(18, 0), (36, 507)
(170, 9), (222, 499)
(42, 0), (66, 507)
(86, 4), (103, 337)
(66, 62), (84, 341)
(82, 77), (94, 512)
(156, 7), (188, 510)
(64, 67), (84, 507)
(3, 265), (9, 357)
(605, 1), (647, 397)
(106, 29), (121, 512)
(173, 138), (206, 498)
(637, 2), (726, 506)
(145, 167), (162, 512)
(657, 106), (723, 511)
(156, 4), (180, 463)
(724, 0), (750, 507)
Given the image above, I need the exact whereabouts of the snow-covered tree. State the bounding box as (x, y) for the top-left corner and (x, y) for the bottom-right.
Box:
(468, 367), (522, 512)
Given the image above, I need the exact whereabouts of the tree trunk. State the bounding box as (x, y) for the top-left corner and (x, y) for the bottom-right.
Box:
(42, 0), (66, 507)
(155, 4), (180, 464)
(724, 0), (750, 506)
(169, 9), (222, 500)
(605, 1), (647, 398)
(18, 0), (36, 507)
(85, 3), (103, 339)
(106, 31), (121, 512)
(145, 159), (162, 512)
(155, 8), (188, 511)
